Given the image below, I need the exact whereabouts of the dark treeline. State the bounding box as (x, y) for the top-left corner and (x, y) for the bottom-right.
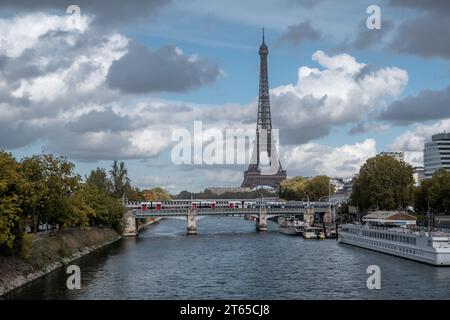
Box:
(0, 151), (135, 256)
(414, 169), (450, 214)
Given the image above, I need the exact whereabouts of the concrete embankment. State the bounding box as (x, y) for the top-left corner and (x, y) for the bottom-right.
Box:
(0, 227), (121, 296)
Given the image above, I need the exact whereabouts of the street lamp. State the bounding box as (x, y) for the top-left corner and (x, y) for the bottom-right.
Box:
(327, 180), (338, 229)
(260, 193), (264, 208)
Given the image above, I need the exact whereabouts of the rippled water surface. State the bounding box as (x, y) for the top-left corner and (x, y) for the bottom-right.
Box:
(5, 217), (450, 299)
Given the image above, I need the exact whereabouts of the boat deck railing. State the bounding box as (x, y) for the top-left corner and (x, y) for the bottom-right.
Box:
(351, 224), (450, 237)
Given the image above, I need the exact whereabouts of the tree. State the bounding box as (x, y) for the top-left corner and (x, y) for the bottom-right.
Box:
(175, 190), (192, 199)
(304, 175), (335, 200)
(1, 152), (130, 257)
(66, 183), (96, 228)
(109, 160), (131, 199)
(126, 187), (145, 202)
(20, 155), (49, 233)
(85, 170), (126, 233)
(142, 187), (172, 201)
(279, 176), (305, 200)
(279, 176), (334, 201)
(413, 182), (429, 213)
(21, 154), (80, 230)
(415, 169), (450, 214)
(86, 168), (112, 194)
(0, 151), (26, 255)
(350, 155), (414, 211)
(427, 170), (450, 214)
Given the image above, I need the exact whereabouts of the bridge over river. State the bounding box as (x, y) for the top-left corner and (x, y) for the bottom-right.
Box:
(124, 206), (330, 236)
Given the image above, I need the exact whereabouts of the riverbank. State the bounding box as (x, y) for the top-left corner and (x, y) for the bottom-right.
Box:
(0, 227), (121, 296)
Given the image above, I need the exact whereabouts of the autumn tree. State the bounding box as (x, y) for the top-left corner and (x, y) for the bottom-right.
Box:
(279, 176), (334, 201)
(142, 187), (171, 201)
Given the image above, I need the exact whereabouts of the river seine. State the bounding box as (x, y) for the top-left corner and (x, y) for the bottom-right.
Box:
(5, 217), (450, 299)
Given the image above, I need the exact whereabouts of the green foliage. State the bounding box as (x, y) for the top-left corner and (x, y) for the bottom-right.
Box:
(67, 184), (96, 228)
(85, 165), (127, 233)
(306, 176), (335, 200)
(279, 177), (307, 200)
(350, 155), (414, 211)
(85, 168), (112, 194)
(21, 154), (80, 230)
(109, 160), (131, 199)
(57, 246), (70, 258)
(414, 169), (450, 214)
(0, 152), (132, 256)
(142, 187), (172, 201)
(20, 232), (33, 258)
(0, 151), (26, 255)
(279, 175), (334, 201)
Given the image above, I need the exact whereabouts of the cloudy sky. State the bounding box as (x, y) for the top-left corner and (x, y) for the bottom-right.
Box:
(1, 0), (450, 193)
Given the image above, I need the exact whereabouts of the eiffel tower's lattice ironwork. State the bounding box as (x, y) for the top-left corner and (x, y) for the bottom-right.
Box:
(242, 29), (287, 189)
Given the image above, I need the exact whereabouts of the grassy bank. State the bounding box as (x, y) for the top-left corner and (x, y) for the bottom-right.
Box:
(0, 227), (121, 296)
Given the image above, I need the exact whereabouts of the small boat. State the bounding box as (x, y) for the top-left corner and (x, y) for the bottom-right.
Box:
(325, 228), (337, 239)
(278, 217), (308, 236)
(303, 227), (326, 240)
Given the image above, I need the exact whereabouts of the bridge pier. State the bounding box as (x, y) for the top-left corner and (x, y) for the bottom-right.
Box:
(123, 210), (138, 236)
(187, 209), (198, 235)
(256, 208), (268, 232)
(303, 208), (315, 227)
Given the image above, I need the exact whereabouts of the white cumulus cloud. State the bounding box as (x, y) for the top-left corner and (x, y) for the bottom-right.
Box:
(282, 139), (377, 178)
(271, 50), (408, 144)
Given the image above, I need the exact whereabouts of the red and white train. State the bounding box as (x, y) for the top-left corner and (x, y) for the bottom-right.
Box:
(127, 199), (290, 211)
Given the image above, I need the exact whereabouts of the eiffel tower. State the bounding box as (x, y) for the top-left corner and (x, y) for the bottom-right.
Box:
(242, 29), (287, 189)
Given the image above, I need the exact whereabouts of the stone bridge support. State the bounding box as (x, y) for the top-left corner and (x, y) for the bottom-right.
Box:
(123, 210), (138, 236)
(303, 208), (315, 227)
(256, 208), (268, 231)
(187, 209), (198, 235)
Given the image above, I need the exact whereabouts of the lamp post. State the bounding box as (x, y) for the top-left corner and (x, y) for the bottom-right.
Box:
(329, 180), (336, 232)
(328, 181), (332, 226)
(318, 195), (329, 231)
(300, 197), (310, 206)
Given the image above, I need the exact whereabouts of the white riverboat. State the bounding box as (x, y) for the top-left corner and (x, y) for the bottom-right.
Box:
(338, 222), (450, 266)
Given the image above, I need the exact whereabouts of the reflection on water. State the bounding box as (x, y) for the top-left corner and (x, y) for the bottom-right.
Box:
(5, 217), (450, 299)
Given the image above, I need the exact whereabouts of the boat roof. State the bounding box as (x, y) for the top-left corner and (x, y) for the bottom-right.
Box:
(363, 211), (417, 225)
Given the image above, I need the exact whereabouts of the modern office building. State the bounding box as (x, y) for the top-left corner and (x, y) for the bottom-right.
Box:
(424, 132), (450, 178)
(412, 166), (425, 186)
(379, 151), (405, 162)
